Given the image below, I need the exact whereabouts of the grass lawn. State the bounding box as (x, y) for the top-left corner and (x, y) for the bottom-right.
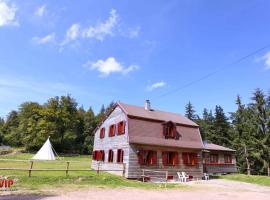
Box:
(0, 151), (186, 194)
(219, 174), (270, 187)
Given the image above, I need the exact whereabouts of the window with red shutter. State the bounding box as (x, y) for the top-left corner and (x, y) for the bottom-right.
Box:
(183, 152), (198, 166)
(98, 150), (105, 161)
(117, 121), (125, 135)
(117, 149), (124, 163)
(162, 121), (178, 139)
(109, 124), (116, 137)
(100, 128), (105, 139)
(108, 149), (114, 162)
(138, 150), (157, 165)
(162, 151), (178, 166)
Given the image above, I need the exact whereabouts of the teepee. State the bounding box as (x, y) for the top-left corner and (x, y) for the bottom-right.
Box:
(32, 137), (56, 160)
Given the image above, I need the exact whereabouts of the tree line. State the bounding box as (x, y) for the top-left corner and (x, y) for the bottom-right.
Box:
(0, 95), (114, 154)
(185, 88), (270, 176)
(0, 89), (269, 175)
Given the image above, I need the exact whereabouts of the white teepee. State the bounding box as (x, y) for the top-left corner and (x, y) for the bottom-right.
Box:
(32, 137), (56, 160)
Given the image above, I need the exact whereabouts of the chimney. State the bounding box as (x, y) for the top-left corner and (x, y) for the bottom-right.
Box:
(145, 100), (151, 111)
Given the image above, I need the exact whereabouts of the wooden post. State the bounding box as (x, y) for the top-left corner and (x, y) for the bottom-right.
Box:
(122, 163), (126, 177)
(28, 161), (33, 177)
(142, 169), (145, 182)
(165, 171), (168, 182)
(66, 161), (70, 177)
(97, 162), (100, 175)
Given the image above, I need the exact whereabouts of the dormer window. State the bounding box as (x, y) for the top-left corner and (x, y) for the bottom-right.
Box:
(162, 121), (177, 139)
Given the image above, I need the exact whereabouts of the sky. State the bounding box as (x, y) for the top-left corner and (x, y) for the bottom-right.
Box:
(0, 0), (270, 118)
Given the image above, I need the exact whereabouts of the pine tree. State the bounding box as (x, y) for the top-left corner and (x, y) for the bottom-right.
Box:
(185, 101), (197, 121)
(213, 105), (231, 147)
(197, 108), (215, 141)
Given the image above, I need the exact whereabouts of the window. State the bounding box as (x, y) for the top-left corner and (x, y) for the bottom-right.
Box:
(224, 154), (232, 163)
(117, 149), (124, 163)
(117, 121), (126, 135)
(162, 151), (178, 166)
(162, 121), (177, 139)
(108, 149), (114, 162)
(138, 150), (157, 165)
(182, 153), (198, 166)
(210, 154), (219, 164)
(100, 128), (105, 139)
(109, 124), (116, 137)
(93, 150), (105, 161)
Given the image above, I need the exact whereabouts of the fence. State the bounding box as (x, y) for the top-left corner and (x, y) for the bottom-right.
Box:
(0, 159), (126, 177)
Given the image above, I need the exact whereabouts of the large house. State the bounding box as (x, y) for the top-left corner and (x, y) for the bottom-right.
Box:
(91, 101), (237, 179)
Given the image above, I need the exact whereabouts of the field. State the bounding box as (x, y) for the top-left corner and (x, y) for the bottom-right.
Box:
(0, 151), (183, 194)
(219, 174), (270, 187)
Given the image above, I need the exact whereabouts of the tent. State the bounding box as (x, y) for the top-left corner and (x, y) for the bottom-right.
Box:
(32, 137), (57, 160)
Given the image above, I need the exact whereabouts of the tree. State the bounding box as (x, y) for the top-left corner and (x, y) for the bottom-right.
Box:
(81, 107), (96, 154)
(0, 117), (4, 144)
(185, 101), (197, 121)
(250, 89), (270, 175)
(197, 108), (215, 141)
(231, 95), (255, 174)
(2, 111), (21, 146)
(213, 105), (231, 147)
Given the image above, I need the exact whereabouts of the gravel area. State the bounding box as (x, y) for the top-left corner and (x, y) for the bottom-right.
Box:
(1, 179), (270, 200)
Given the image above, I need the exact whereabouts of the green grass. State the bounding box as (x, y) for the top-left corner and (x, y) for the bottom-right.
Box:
(0, 151), (186, 193)
(219, 174), (270, 187)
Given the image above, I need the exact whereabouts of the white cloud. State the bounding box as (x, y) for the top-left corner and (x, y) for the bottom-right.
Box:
(35, 4), (46, 17)
(84, 57), (139, 77)
(261, 51), (270, 70)
(62, 23), (80, 45)
(146, 81), (166, 91)
(81, 9), (118, 41)
(61, 9), (119, 46)
(0, 0), (18, 27)
(32, 33), (55, 45)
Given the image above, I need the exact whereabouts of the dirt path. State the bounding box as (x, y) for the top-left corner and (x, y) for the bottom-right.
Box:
(1, 179), (270, 200)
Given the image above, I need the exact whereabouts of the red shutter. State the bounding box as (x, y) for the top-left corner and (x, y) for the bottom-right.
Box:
(163, 125), (167, 137)
(93, 151), (96, 160)
(173, 152), (179, 165)
(162, 152), (168, 166)
(152, 151), (157, 165)
(193, 153), (198, 165)
(172, 126), (177, 138)
(122, 121), (126, 134)
(138, 149), (144, 164)
(182, 152), (188, 165)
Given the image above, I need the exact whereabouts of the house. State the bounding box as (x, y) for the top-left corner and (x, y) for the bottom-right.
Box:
(91, 100), (237, 179)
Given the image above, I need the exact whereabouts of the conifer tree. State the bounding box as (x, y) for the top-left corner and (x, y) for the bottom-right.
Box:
(185, 101), (197, 121)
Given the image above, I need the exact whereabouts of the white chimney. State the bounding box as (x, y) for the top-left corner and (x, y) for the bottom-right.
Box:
(145, 100), (151, 111)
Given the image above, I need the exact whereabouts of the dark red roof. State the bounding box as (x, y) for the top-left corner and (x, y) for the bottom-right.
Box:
(204, 143), (235, 152)
(118, 102), (198, 127)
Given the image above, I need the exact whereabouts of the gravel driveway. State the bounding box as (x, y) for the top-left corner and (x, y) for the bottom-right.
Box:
(1, 179), (270, 200)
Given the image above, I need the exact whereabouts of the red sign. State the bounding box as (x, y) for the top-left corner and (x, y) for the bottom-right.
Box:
(0, 177), (16, 191)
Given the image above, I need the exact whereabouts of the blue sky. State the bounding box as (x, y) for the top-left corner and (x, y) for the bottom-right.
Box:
(0, 0), (270, 117)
